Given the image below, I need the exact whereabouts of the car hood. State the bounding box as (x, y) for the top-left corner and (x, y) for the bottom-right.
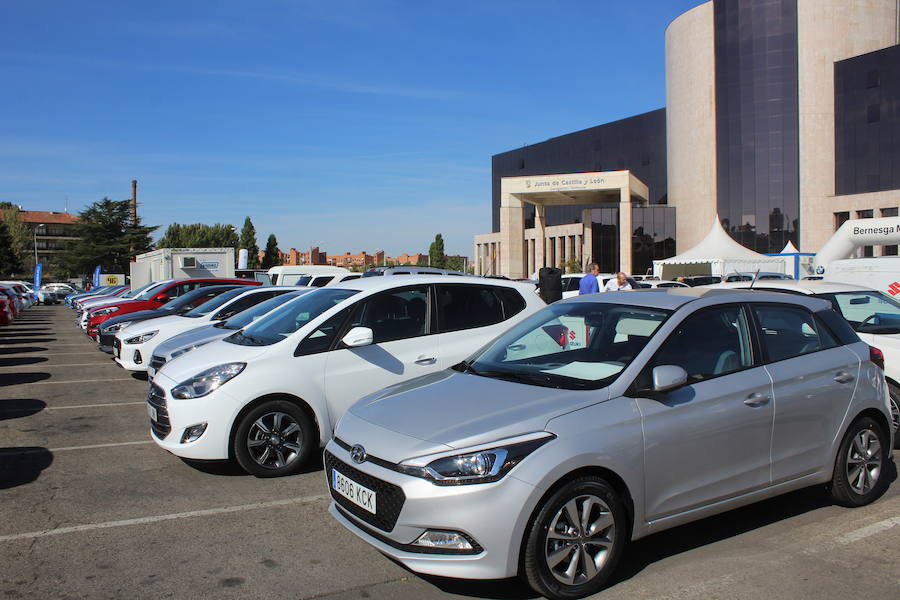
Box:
(100, 308), (172, 331)
(346, 370), (609, 457)
(156, 337), (271, 383)
(120, 313), (188, 336)
(154, 324), (230, 359)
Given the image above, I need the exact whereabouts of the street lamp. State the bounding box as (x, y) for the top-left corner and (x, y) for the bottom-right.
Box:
(33, 223), (45, 269)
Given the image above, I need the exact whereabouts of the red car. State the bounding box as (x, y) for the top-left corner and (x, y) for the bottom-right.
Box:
(0, 296), (13, 325)
(85, 278), (260, 338)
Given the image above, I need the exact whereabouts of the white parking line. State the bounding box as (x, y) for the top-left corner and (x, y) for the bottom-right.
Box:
(0, 363), (116, 369)
(6, 378), (136, 385)
(0, 495), (328, 542)
(51, 441), (154, 452)
(0, 402), (145, 414)
(834, 516), (900, 545)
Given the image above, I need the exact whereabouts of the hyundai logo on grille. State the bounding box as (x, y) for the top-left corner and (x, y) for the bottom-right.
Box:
(350, 444), (367, 464)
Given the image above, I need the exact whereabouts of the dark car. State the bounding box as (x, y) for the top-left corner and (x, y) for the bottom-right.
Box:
(96, 285), (249, 352)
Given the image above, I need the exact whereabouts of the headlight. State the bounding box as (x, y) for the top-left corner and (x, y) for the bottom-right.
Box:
(171, 363), (246, 399)
(124, 330), (157, 344)
(92, 306), (119, 316)
(398, 432), (554, 485)
(104, 320), (132, 333)
(171, 341), (211, 360)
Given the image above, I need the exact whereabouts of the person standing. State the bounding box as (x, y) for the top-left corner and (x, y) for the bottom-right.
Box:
(578, 263), (601, 295)
(604, 271), (632, 292)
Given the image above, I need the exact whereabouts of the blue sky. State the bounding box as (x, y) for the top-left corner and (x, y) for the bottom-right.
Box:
(0, 0), (703, 258)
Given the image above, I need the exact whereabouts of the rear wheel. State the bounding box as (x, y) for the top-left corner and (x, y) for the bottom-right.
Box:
(888, 382), (900, 450)
(523, 477), (627, 600)
(829, 417), (890, 507)
(233, 400), (315, 478)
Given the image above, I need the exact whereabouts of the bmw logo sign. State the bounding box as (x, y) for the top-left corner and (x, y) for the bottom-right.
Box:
(350, 444), (367, 464)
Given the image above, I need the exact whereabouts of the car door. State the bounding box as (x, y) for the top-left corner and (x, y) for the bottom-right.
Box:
(323, 285), (438, 426)
(433, 284), (526, 368)
(751, 303), (860, 483)
(635, 304), (774, 521)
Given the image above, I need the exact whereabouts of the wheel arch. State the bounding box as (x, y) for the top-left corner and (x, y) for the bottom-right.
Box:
(228, 393), (322, 460)
(848, 407), (892, 442)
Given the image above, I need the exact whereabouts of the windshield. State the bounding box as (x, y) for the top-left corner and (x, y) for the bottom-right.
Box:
(120, 281), (156, 299)
(227, 288), (358, 346)
(136, 281), (169, 300)
(465, 302), (671, 390)
(221, 290), (311, 330)
(822, 291), (900, 334)
(296, 275), (313, 286)
(183, 288), (249, 318)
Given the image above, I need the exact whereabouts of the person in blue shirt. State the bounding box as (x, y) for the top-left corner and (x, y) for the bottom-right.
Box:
(578, 263), (600, 295)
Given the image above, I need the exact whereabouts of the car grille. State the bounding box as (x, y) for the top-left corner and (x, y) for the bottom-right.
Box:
(147, 383), (171, 440)
(324, 451), (405, 533)
(148, 355), (166, 373)
(113, 338), (122, 358)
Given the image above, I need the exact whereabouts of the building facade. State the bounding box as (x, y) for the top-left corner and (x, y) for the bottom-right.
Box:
(19, 210), (80, 272)
(476, 0), (900, 278)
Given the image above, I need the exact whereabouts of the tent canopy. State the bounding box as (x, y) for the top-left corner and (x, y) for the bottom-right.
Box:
(653, 216), (786, 278)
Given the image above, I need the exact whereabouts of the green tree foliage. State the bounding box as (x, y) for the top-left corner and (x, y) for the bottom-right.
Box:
(428, 233), (446, 269)
(0, 218), (23, 277)
(157, 223), (238, 249)
(0, 202), (31, 272)
(261, 234), (282, 268)
(239, 216), (260, 268)
(63, 198), (158, 274)
(444, 255), (469, 273)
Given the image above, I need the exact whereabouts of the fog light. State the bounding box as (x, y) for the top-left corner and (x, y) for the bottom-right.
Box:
(412, 530), (475, 551)
(181, 423), (207, 443)
(133, 350), (143, 365)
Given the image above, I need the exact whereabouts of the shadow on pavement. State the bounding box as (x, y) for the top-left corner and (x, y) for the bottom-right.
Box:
(416, 572), (537, 599)
(0, 447), (54, 489)
(0, 372), (51, 386)
(0, 346), (47, 355)
(130, 372), (149, 381)
(0, 399), (47, 420)
(180, 450), (325, 477)
(0, 356), (48, 368)
(0, 338), (56, 344)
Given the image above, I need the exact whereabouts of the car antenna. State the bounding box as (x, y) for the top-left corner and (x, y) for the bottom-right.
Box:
(749, 269), (761, 289)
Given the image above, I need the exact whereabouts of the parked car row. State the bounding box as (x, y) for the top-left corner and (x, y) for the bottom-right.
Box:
(60, 275), (895, 599)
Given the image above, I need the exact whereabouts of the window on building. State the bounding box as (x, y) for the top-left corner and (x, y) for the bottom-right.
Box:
(834, 211), (850, 231)
(866, 69), (880, 89)
(881, 208), (898, 255)
(857, 210), (874, 256)
(867, 104), (880, 124)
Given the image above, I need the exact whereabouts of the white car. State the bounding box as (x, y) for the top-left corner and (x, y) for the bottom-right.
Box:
(148, 276), (545, 476)
(703, 279), (900, 446)
(115, 286), (304, 372)
(638, 279), (689, 288)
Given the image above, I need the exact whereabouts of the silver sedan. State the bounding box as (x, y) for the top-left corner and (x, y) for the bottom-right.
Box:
(325, 288), (894, 599)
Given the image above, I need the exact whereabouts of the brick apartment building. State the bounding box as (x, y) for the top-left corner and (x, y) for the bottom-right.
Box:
(18, 210), (80, 270)
(256, 247), (446, 270)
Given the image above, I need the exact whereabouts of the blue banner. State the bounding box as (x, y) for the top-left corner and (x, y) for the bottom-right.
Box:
(33, 263), (43, 290)
(93, 265), (102, 287)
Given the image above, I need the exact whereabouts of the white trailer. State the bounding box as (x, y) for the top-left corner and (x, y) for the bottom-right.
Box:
(130, 248), (235, 289)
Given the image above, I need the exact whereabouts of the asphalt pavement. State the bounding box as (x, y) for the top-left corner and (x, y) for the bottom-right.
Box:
(1, 304), (898, 599)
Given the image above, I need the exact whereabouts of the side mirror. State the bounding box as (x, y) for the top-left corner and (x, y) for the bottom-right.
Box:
(652, 365), (688, 392)
(155, 294), (171, 304)
(342, 326), (373, 348)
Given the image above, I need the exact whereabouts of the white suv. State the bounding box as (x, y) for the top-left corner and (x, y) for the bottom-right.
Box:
(148, 276), (545, 476)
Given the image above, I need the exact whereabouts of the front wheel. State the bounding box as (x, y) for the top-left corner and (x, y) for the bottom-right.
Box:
(888, 382), (900, 450)
(233, 400), (315, 478)
(522, 477), (627, 600)
(829, 417), (890, 507)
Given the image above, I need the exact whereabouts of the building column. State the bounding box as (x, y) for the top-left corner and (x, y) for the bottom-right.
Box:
(533, 203), (546, 271)
(556, 237), (564, 269)
(499, 186), (525, 278)
(619, 185), (633, 275)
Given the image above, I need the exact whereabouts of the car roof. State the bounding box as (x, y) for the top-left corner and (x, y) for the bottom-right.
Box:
(328, 274), (537, 294)
(700, 280), (874, 294)
(562, 287), (833, 312)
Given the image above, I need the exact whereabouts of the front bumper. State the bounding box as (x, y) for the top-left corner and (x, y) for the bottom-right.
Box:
(115, 342), (149, 372)
(324, 440), (536, 580)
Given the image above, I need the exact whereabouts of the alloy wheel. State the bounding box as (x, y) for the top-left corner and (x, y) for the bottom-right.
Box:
(544, 494), (615, 586)
(845, 428), (882, 495)
(889, 395), (900, 436)
(246, 411), (303, 469)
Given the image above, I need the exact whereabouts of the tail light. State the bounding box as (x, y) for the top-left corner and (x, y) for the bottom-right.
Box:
(869, 345), (885, 370)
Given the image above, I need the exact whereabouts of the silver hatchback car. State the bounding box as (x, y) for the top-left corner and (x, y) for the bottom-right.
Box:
(325, 289), (894, 599)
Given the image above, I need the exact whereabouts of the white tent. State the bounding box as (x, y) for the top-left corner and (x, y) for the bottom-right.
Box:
(652, 216), (787, 279)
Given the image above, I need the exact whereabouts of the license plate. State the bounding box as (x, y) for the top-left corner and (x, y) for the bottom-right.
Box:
(332, 469), (377, 514)
(147, 403), (157, 421)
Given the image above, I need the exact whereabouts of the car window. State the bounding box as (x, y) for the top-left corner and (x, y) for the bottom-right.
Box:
(561, 277), (582, 292)
(435, 284), (504, 333)
(170, 281), (202, 297)
(212, 291), (278, 320)
(829, 291), (900, 334)
(221, 290), (306, 330)
(348, 286), (429, 343)
(231, 289), (359, 346)
(495, 287), (526, 319)
(752, 304), (837, 362)
(295, 306), (354, 356)
(310, 276), (334, 288)
(652, 305), (753, 382)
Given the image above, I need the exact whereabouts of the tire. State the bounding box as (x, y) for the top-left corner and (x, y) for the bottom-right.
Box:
(233, 400), (316, 478)
(523, 477), (627, 600)
(888, 382), (900, 450)
(829, 417), (890, 507)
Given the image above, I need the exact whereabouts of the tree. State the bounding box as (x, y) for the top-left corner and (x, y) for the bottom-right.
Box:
(0, 218), (23, 277)
(428, 233), (446, 269)
(445, 255), (468, 273)
(0, 202), (31, 273)
(62, 198), (157, 275)
(239, 217), (260, 268)
(157, 223), (238, 249)
(261, 234), (282, 268)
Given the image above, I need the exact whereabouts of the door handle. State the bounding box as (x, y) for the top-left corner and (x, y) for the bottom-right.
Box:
(743, 392), (770, 407)
(415, 355), (436, 365)
(833, 372), (855, 384)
